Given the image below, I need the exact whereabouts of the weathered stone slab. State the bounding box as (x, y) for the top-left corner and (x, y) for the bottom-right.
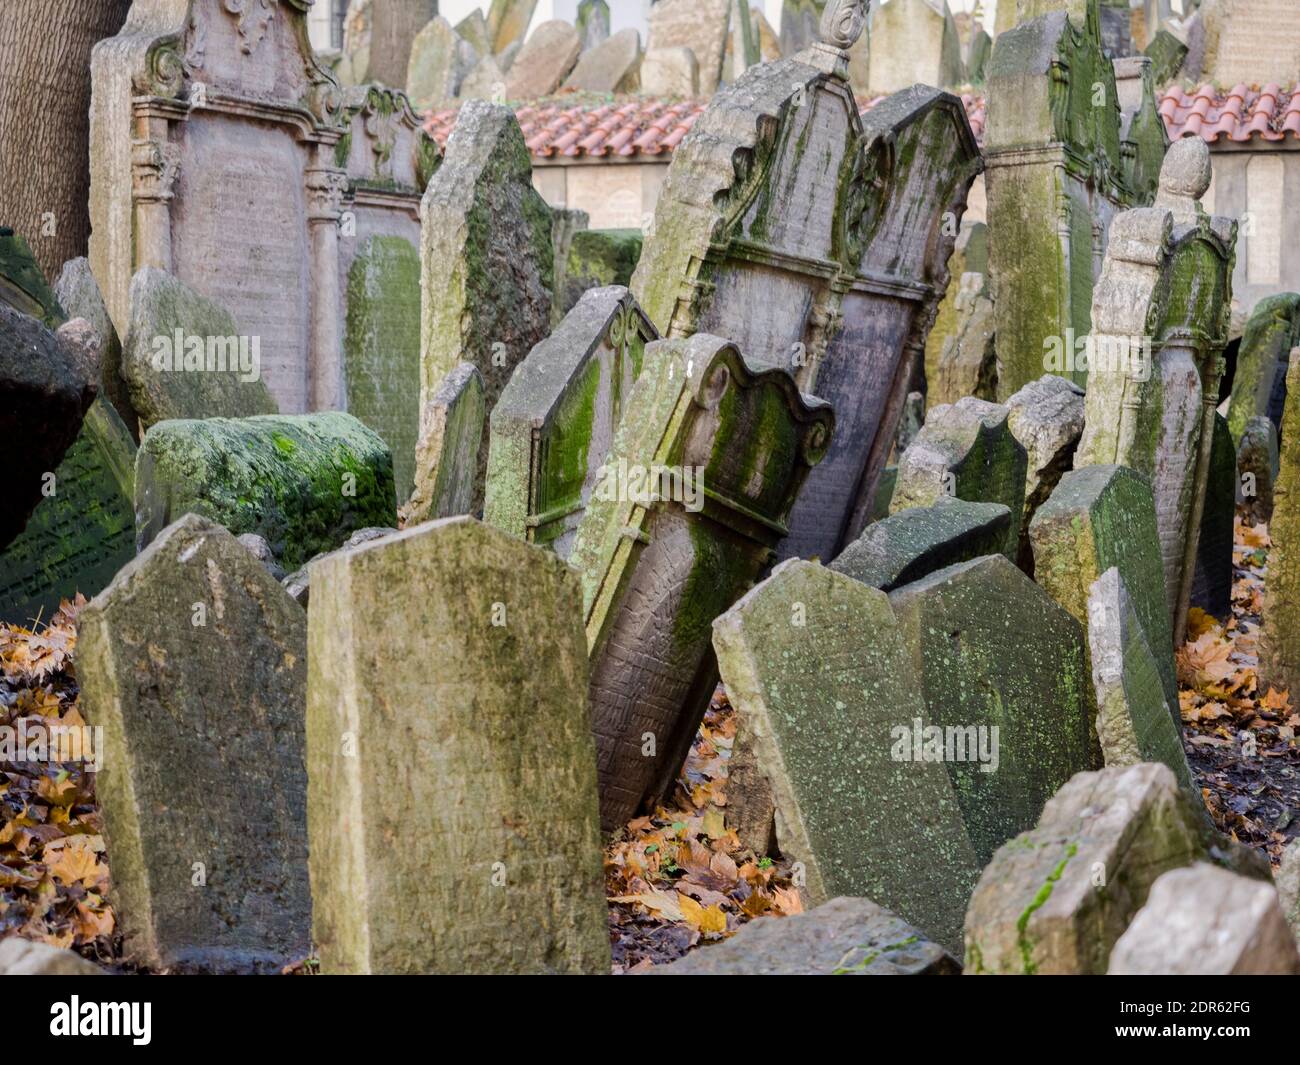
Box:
(1190, 412), (1236, 620)
(1143, 27), (1188, 83)
(280, 526), (397, 609)
(890, 397), (1027, 561)
(487, 0), (539, 55)
(780, 0), (825, 55)
(563, 28), (643, 94)
(406, 16), (479, 109)
(0, 397), (136, 626)
(307, 516), (608, 974)
(966, 763), (1268, 975)
(648, 897), (959, 975)
(867, 0), (965, 94)
(54, 256), (136, 434)
(456, 10), (492, 58)
(1108, 863), (1300, 974)
(485, 287), (655, 557)
(506, 20), (582, 98)
(966, 26), (993, 83)
(420, 101), (554, 512)
(0, 939), (104, 976)
(577, 0), (611, 51)
(0, 228), (64, 327)
(638, 46), (699, 96)
(569, 335), (833, 832)
(557, 229), (644, 318)
(1005, 374), (1085, 571)
(91, 2), (353, 415)
(646, 0), (731, 95)
(1088, 568), (1195, 790)
(1260, 352), (1300, 696)
(1236, 415), (1279, 524)
(722, 0), (762, 83)
(403, 363), (486, 526)
(830, 500), (1012, 592)
(342, 0), (439, 90)
(1200, 0), (1300, 88)
(1227, 293), (1300, 443)
(77, 514), (309, 974)
(135, 412), (397, 569)
(713, 559), (981, 953)
(924, 221), (988, 410)
(121, 267), (278, 430)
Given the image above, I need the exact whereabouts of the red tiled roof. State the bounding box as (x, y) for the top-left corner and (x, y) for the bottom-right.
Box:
(1159, 84), (1300, 143)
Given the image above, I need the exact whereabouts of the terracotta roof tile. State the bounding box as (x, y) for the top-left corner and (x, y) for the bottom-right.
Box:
(1158, 83), (1300, 143)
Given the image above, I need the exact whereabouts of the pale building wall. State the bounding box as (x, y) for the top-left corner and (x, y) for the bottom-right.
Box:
(531, 161), (671, 230)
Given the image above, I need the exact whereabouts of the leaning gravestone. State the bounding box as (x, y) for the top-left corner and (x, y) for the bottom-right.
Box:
(866, 0), (965, 94)
(984, 0), (1167, 399)
(923, 220), (988, 410)
(421, 101), (554, 512)
(889, 554), (1095, 866)
(1190, 413), (1236, 620)
(780, 0), (825, 55)
(1227, 293), (1300, 443)
(307, 517), (609, 974)
(54, 257), (137, 434)
(563, 28), (643, 94)
(506, 20), (582, 98)
(1075, 138), (1236, 641)
(646, 0), (732, 95)
(577, 0), (611, 51)
(91, 1), (352, 415)
(0, 228), (64, 327)
(406, 17), (479, 109)
(485, 287), (656, 557)
(890, 397), (1028, 561)
(1237, 415), (1279, 524)
(341, 0), (439, 91)
(569, 335), (833, 832)
(1260, 353), (1300, 696)
(1088, 568), (1195, 791)
(487, 0), (539, 55)
(712, 559), (981, 953)
(121, 267), (278, 430)
(634, 11), (982, 561)
(77, 514), (309, 974)
(135, 412), (397, 569)
(404, 363), (485, 526)
(931, 278), (997, 410)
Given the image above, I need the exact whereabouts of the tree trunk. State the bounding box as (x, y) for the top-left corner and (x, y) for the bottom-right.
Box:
(0, 0), (132, 281)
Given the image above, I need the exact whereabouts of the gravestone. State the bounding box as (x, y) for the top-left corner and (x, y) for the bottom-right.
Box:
(569, 335), (833, 832)
(91, 0), (351, 416)
(0, 228), (64, 327)
(135, 412), (397, 570)
(889, 554), (1094, 866)
(780, 0), (826, 55)
(646, 0), (732, 95)
(55, 257), (136, 434)
(1075, 139), (1236, 641)
(924, 220), (988, 409)
(1005, 374), (1085, 571)
(635, 19), (982, 562)
(421, 101), (554, 513)
(1143, 27), (1188, 83)
(557, 229), (644, 317)
(564, 28), (643, 93)
(1088, 568), (1195, 790)
(341, 0), (439, 90)
(456, 10), (492, 58)
(890, 397), (1028, 561)
(984, 0), (1167, 400)
(459, 53), (508, 101)
(506, 20), (582, 98)
(406, 16), (479, 109)
(404, 363), (485, 526)
(1260, 353), (1300, 696)
(1190, 413), (1236, 620)
(121, 267), (278, 430)
(1200, 0), (1300, 88)
(1236, 415), (1279, 524)
(485, 287), (656, 557)
(867, 0), (965, 94)
(830, 500), (1012, 592)
(307, 517), (609, 975)
(577, 0), (611, 50)
(931, 278), (997, 410)
(965, 763), (1267, 975)
(77, 514), (309, 974)
(638, 47), (699, 96)
(487, 0), (539, 55)
(966, 26), (993, 83)
(1227, 294), (1300, 443)
(712, 559), (981, 953)
(722, 0), (762, 83)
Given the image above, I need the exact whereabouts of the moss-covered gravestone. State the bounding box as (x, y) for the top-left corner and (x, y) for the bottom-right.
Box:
(121, 267), (278, 430)
(569, 335), (833, 832)
(1088, 568), (1195, 791)
(77, 514), (309, 973)
(1190, 413), (1236, 620)
(135, 412), (397, 570)
(890, 397), (1028, 561)
(984, 0), (1167, 400)
(925, 221), (989, 411)
(1227, 293), (1300, 443)
(829, 500), (1012, 592)
(1030, 465), (1180, 735)
(557, 230), (645, 319)
(307, 517), (608, 974)
(1260, 353), (1300, 697)
(1075, 140), (1236, 641)
(889, 554), (1095, 867)
(632, 12), (980, 562)
(1237, 415), (1279, 524)
(485, 287), (656, 558)
(421, 101), (554, 513)
(403, 363), (485, 526)
(712, 559), (981, 954)
(55, 257), (137, 434)
(0, 229), (63, 327)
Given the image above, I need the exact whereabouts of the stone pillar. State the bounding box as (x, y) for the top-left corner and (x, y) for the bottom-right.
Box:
(129, 120), (179, 275)
(306, 160), (347, 412)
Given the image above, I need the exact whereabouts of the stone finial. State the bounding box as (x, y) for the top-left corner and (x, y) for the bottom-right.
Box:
(819, 0), (869, 50)
(1154, 137), (1212, 225)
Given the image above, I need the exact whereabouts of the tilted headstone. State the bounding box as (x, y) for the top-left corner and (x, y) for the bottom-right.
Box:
(1190, 412), (1236, 620)
(712, 559), (981, 953)
(646, 0), (732, 95)
(77, 514), (309, 973)
(930, 277), (997, 410)
(569, 334), (833, 831)
(634, 16), (981, 562)
(577, 0), (611, 51)
(830, 499), (1012, 592)
(722, 0), (762, 83)
(889, 554), (1095, 867)
(1075, 139), (1236, 640)
(307, 517), (609, 974)
(135, 412), (397, 570)
(1236, 415), (1279, 524)
(1109, 864), (1300, 975)
(458, 53), (508, 101)
(1030, 465), (1180, 731)
(406, 17), (479, 110)
(557, 229), (644, 318)
(341, 0), (439, 91)
(780, 0), (826, 55)
(1227, 294), (1300, 443)
(924, 220), (988, 409)
(984, 0), (1167, 399)
(1005, 374), (1085, 571)
(420, 101), (554, 513)
(91, 1), (352, 415)
(754, 11), (784, 63)
(485, 287), (656, 557)
(1143, 28), (1188, 83)
(404, 363), (486, 526)
(866, 0), (965, 94)
(506, 20), (582, 98)
(965, 26), (993, 83)
(487, 0), (540, 55)
(890, 397), (1028, 561)
(121, 267), (278, 430)
(563, 28), (643, 93)
(0, 228), (64, 327)
(639, 47), (699, 96)
(456, 10), (493, 58)
(1260, 353), (1300, 696)
(1088, 568), (1195, 790)
(55, 257), (137, 434)
(965, 763), (1269, 975)
(1199, 0), (1300, 88)
(1112, 57), (1169, 226)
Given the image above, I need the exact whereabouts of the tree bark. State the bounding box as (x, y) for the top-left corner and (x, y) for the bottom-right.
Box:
(0, 0), (132, 281)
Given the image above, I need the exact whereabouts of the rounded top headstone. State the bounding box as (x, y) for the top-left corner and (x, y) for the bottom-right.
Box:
(1159, 138), (1212, 201)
